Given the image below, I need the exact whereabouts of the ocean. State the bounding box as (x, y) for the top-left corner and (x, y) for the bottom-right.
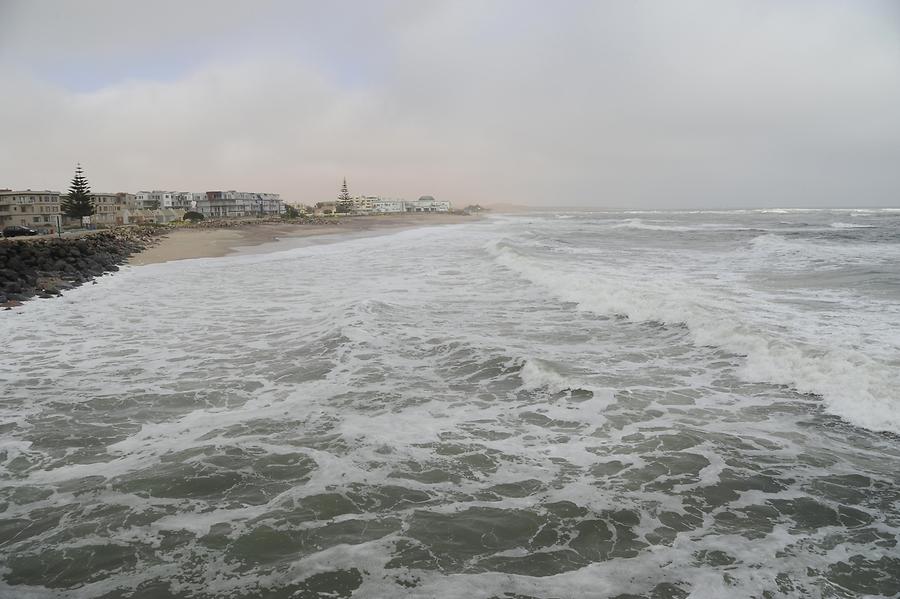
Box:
(1, 210), (899, 598)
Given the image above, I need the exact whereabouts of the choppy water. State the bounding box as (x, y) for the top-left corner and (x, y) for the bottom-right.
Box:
(1, 210), (899, 598)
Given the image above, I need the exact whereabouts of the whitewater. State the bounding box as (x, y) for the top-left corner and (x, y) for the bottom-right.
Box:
(1, 210), (898, 598)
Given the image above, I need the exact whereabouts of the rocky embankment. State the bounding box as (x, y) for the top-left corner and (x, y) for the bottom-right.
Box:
(0, 227), (167, 307)
(189, 216), (341, 228)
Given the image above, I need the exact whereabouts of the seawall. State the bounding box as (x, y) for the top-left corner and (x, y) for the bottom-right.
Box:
(0, 227), (167, 307)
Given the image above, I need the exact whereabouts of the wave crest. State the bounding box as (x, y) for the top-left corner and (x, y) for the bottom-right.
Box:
(488, 239), (900, 433)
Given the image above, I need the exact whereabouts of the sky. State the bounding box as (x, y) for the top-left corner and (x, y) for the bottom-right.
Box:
(1, 0), (899, 208)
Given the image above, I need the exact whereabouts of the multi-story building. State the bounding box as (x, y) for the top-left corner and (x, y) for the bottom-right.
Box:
(405, 196), (451, 213)
(338, 195), (378, 214)
(134, 191), (163, 210)
(0, 189), (62, 230)
(171, 192), (194, 210)
(196, 191), (282, 218)
(133, 190), (194, 210)
(90, 193), (126, 226)
(117, 192), (137, 209)
(371, 198), (405, 213)
(330, 195), (452, 215)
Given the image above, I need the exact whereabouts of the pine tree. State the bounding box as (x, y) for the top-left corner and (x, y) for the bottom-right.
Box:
(336, 178), (352, 213)
(61, 164), (95, 220)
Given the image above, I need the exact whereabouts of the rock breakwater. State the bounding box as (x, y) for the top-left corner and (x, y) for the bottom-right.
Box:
(186, 216), (342, 228)
(0, 227), (167, 307)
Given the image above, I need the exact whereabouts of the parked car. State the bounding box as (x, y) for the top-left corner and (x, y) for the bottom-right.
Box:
(2, 225), (39, 238)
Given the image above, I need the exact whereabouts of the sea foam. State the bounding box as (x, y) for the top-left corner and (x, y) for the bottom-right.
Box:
(488, 236), (900, 433)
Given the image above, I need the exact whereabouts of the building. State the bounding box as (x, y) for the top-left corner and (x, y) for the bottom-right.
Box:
(120, 207), (186, 225)
(117, 192), (137, 209)
(172, 192), (194, 210)
(89, 193), (126, 226)
(133, 190), (194, 210)
(405, 196), (451, 212)
(341, 195), (378, 214)
(0, 189), (62, 230)
(327, 194), (452, 215)
(134, 191), (165, 210)
(313, 201), (338, 216)
(90, 193), (125, 227)
(196, 191), (283, 218)
(372, 198), (406, 213)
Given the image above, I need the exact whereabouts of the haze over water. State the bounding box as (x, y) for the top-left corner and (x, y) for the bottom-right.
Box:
(1, 210), (899, 598)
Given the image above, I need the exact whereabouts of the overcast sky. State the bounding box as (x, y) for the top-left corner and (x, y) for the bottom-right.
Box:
(1, 1), (899, 208)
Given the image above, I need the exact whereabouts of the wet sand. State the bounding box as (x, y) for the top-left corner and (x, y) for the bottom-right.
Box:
(129, 214), (480, 266)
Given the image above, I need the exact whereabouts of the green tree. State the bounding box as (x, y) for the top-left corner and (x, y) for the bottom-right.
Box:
(336, 178), (352, 213)
(283, 205), (300, 218)
(61, 164), (94, 220)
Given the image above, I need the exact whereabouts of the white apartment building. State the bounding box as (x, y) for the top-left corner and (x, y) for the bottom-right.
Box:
(169, 192), (193, 210)
(405, 196), (451, 212)
(196, 191), (283, 218)
(134, 190), (194, 210)
(340, 195), (378, 213)
(372, 198), (406, 213)
(134, 191), (167, 209)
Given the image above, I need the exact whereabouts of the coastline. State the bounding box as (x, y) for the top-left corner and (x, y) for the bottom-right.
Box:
(129, 213), (481, 266)
(1, 227), (166, 308)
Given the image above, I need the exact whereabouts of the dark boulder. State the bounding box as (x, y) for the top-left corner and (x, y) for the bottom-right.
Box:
(0, 226), (169, 305)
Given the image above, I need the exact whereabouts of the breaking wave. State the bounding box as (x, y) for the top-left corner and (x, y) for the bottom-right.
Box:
(830, 222), (875, 229)
(610, 218), (750, 232)
(488, 239), (900, 434)
(747, 233), (900, 265)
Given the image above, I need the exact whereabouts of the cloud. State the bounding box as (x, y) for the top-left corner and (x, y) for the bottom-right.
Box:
(1, 0), (899, 207)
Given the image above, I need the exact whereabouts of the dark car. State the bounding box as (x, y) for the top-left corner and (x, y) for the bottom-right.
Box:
(2, 225), (39, 238)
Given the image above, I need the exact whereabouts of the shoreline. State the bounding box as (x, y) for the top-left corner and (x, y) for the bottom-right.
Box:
(0, 227), (167, 308)
(128, 213), (481, 266)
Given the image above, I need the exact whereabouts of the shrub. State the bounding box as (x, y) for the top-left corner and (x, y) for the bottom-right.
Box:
(183, 211), (205, 222)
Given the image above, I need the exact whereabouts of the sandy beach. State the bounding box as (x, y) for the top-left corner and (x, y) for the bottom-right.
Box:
(129, 213), (480, 266)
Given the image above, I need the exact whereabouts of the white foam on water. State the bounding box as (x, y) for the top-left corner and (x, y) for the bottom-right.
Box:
(2, 216), (899, 597)
(518, 358), (576, 393)
(609, 218), (751, 232)
(747, 233), (900, 266)
(488, 235), (900, 434)
(830, 221), (875, 229)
